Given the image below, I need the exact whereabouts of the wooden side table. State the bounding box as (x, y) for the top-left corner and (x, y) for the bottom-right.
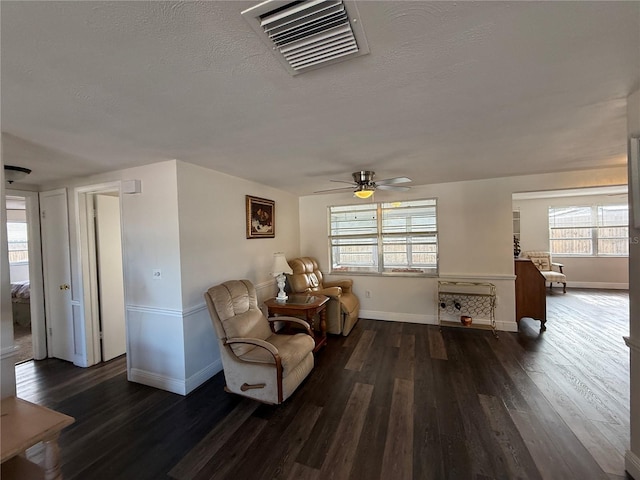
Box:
(264, 294), (329, 352)
(1, 396), (75, 480)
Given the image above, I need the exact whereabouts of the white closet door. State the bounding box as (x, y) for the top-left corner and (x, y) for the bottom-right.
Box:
(40, 189), (74, 362)
(95, 194), (126, 361)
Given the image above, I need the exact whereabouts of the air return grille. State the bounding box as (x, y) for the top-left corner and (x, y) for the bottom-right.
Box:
(242, 0), (369, 75)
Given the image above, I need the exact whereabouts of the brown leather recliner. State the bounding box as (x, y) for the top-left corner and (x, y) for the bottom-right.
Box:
(286, 257), (360, 336)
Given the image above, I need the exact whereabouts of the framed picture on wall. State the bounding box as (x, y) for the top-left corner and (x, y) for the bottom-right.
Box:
(246, 195), (275, 239)
(631, 136), (640, 228)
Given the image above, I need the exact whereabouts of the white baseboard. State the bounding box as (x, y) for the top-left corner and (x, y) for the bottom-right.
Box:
(359, 311), (518, 332)
(73, 355), (90, 368)
(439, 273), (516, 281)
(129, 368), (187, 396)
(496, 320), (518, 332)
(568, 282), (629, 290)
(185, 360), (223, 395)
(130, 359), (223, 396)
(0, 346), (18, 360)
(360, 310), (436, 324)
(626, 450), (640, 479)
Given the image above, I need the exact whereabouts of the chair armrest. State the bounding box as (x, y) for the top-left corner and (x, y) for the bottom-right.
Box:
(317, 286), (342, 299)
(323, 279), (353, 294)
(225, 337), (278, 356)
(268, 316), (313, 336)
(552, 262), (564, 273)
(225, 337), (283, 373)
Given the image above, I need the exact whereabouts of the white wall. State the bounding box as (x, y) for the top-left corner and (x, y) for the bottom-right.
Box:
(176, 161), (300, 389)
(0, 165), (17, 399)
(626, 88), (640, 479)
(42, 160), (186, 390)
(176, 161), (300, 308)
(299, 166), (627, 332)
(514, 193), (629, 288)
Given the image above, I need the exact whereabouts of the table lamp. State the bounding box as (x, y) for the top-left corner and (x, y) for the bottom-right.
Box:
(271, 252), (293, 301)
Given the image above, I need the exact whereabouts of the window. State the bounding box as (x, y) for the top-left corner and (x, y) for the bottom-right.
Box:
(7, 220), (28, 264)
(549, 205), (628, 256)
(329, 199), (437, 275)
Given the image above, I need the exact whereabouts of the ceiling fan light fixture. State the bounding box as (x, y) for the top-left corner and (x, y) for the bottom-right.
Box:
(4, 165), (32, 184)
(354, 186), (374, 199)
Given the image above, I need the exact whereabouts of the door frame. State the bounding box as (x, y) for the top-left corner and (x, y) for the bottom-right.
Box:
(75, 182), (127, 366)
(6, 189), (47, 360)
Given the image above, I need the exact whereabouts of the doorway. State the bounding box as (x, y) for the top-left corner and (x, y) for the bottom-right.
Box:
(6, 190), (46, 363)
(77, 184), (127, 365)
(512, 185), (630, 290)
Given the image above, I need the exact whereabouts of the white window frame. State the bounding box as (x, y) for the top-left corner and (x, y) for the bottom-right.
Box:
(549, 204), (629, 257)
(328, 198), (438, 276)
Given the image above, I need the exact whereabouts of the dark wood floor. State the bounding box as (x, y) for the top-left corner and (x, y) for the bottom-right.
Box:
(16, 289), (631, 480)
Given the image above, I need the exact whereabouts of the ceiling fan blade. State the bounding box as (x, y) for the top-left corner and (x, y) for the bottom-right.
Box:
(330, 179), (357, 185)
(376, 176), (412, 185)
(376, 185), (410, 192)
(314, 186), (356, 194)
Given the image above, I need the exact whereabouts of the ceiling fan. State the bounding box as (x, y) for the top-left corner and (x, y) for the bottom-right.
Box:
(314, 170), (412, 198)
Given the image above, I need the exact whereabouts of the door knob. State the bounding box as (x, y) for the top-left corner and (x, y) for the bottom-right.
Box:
(59, 284), (70, 290)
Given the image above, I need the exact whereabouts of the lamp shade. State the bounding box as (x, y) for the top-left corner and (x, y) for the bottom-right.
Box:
(354, 186), (374, 199)
(271, 252), (293, 276)
(4, 165), (31, 184)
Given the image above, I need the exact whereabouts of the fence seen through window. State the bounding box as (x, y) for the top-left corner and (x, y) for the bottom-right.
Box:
(549, 205), (629, 256)
(7, 221), (28, 264)
(329, 199), (438, 275)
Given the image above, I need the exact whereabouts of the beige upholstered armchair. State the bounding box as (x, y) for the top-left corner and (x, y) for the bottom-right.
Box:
(286, 257), (360, 336)
(522, 251), (567, 293)
(204, 280), (315, 404)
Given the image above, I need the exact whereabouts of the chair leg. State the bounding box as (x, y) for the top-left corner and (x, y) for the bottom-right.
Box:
(562, 282), (566, 294)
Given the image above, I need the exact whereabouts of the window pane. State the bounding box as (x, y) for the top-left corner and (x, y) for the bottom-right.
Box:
(7, 222), (28, 264)
(382, 235), (437, 268)
(381, 200), (437, 234)
(598, 205), (629, 226)
(598, 239), (629, 256)
(549, 207), (593, 228)
(330, 236), (378, 271)
(598, 226), (628, 238)
(330, 204), (377, 235)
(550, 239), (592, 255)
(549, 227), (592, 239)
(331, 245), (378, 272)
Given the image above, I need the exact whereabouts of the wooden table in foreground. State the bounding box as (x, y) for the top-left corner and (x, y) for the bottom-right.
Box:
(1, 396), (75, 480)
(264, 294), (329, 352)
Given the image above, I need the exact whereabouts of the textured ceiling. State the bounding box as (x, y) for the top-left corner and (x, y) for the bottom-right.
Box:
(1, 1), (639, 195)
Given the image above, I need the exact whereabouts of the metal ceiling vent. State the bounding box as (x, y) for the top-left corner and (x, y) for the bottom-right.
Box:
(241, 0), (369, 75)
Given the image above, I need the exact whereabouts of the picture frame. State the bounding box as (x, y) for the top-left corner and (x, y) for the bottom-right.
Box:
(246, 195), (275, 239)
(631, 136), (640, 229)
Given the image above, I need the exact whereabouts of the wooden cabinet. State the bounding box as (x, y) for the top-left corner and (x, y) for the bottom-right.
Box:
(514, 258), (547, 330)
